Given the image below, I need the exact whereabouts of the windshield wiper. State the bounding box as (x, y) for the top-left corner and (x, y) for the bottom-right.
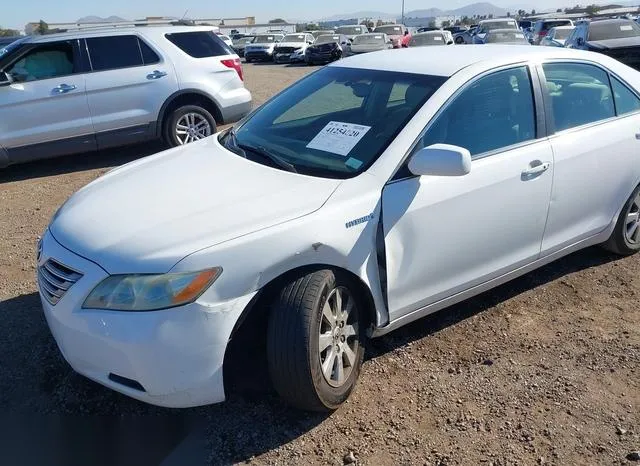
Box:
(237, 143), (298, 173)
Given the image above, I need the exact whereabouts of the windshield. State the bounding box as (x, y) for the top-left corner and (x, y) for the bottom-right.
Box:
(233, 37), (255, 45)
(0, 37), (26, 58)
(552, 28), (573, 40)
(283, 34), (307, 42)
(480, 21), (517, 32)
(315, 35), (341, 44)
(589, 21), (640, 41)
(375, 25), (403, 35)
(352, 34), (385, 45)
(219, 67), (446, 178)
(336, 26), (365, 35)
(485, 31), (528, 43)
(254, 35), (280, 43)
(410, 33), (445, 46)
(312, 30), (334, 38)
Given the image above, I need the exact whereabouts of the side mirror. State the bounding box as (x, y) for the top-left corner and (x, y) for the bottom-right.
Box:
(408, 144), (471, 177)
(576, 37), (585, 46)
(0, 71), (12, 87)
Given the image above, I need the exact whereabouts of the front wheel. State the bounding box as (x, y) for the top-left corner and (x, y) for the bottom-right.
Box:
(455, 36), (464, 44)
(267, 270), (365, 411)
(603, 184), (640, 255)
(164, 105), (216, 147)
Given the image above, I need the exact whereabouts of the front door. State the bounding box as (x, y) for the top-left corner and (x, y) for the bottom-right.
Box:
(0, 39), (95, 162)
(382, 65), (554, 320)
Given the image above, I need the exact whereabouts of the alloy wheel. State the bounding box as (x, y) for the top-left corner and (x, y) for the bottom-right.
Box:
(625, 192), (640, 245)
(175, 113), (212, 145)
(318, 287), (359, 388)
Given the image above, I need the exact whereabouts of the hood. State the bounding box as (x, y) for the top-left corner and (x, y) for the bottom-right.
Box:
(588, 36), (640, 50)
(308, 42), (339, 52)
(275, 41), (307, 48)
(50, 138), (341, 274)
(350, 44), (387, 53)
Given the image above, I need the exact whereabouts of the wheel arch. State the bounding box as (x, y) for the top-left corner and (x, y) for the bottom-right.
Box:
(222, 263), (377, 396)
(156, 90), (224, 138)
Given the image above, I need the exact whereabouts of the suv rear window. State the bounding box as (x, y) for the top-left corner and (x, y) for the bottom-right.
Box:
(165, 31), (232, 58)
(588, 21), (640, 41)
(86, 35), (159, 71)
(541, 20), (572, 31)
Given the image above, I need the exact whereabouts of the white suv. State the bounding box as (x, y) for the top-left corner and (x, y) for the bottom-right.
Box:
(0, 25), (252, 168)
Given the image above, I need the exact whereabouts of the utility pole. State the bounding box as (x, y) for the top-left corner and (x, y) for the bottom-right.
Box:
(401, 0), (405, 24)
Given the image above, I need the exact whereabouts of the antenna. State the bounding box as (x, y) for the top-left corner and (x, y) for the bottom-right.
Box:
(181, 10), (189, 21)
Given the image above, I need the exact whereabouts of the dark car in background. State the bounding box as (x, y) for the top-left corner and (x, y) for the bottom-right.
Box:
(232, 36), (255, 57)
(305, 34), (349, 65)
(565, 19), (640, 70)
(484, 29), (531, 45)
(0, 36), (21, 49)
(532, 19), (574, 45)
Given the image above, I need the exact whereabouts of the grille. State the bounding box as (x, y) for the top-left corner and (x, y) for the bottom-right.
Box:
(275, 46), (300, 54)
(38, 259), (83, 305)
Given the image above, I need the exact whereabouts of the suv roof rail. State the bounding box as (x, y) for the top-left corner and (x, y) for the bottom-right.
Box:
(60, 19), (210, 31)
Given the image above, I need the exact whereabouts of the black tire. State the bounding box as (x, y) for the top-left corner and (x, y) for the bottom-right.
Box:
(163, 104), (216, 148)
(455, 36), (464, 44)
(602, 184), (640, 256)
(245, 57), (252, 63)
(267, 270), (366, 412)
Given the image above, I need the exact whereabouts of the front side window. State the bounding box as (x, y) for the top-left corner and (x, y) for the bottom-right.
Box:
(421, 66), (536, 156)
(220, 67), (446, 178)
(5, 41), (77, 82)
(542, 62), (615, 132)
(611, 76), (640, 115)
(165, 31), (232, 57)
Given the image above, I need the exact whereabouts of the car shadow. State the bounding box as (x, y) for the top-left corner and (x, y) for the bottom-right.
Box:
(0, 246), (620, 464)
(0, 141), (165, 184)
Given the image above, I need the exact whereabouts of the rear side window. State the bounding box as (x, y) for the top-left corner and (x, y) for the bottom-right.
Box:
(422, 66), (536, 156)
(165, 31), (232, 58)
(87, 35), (158, 71)
(611, 76), (640, 115)
(543, 63), (615, 132)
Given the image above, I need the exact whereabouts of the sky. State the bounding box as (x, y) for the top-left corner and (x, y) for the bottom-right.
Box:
(1, 0), (594, 31)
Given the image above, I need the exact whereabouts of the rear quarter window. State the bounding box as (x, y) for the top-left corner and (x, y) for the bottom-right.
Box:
(165, 31), (233, 58)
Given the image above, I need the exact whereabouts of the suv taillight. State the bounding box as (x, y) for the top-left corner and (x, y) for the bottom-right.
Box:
(221, 58), (244, 81)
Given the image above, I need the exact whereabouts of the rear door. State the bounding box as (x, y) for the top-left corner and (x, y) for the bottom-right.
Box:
(0, 39), (94, 161)
(539, 61), (640, 254)
(83, 34), (178, 149)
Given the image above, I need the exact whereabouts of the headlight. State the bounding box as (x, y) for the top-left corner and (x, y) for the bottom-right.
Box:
(83, 268), (221, 311)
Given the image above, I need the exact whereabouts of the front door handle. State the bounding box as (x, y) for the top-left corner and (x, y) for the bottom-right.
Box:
(52, 83), (77, 94)
(146, 70), (167, 80)
(522, 161), (551, 179)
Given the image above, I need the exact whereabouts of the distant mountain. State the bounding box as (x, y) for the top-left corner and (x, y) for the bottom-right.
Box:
(449, 2), (509, 17)
(76, 15), (127, 23)
(403, 8), (445, 18)
(321, 3), (513, 22)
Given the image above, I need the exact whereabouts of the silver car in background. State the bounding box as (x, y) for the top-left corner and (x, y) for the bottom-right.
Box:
(349, 34), (392, 54)
(409, 31), (453, 47)
(484, 29), (531, 45)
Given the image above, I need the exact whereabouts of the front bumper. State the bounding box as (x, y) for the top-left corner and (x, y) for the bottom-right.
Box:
(244, 50), (273, 61)
(274, 50), (305, 63)
(38, 229), (256, 408)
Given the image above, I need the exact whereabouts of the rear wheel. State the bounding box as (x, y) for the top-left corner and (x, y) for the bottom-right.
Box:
(603, 184), (640, 256)
(164, 105), (216, 147)
(455, 36), (465, 44)
(267, 270), (365, 411)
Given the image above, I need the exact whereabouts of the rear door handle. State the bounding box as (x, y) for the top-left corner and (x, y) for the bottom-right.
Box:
(52, 83), (77, 94)
(522, 161), (551, 179)
(146, 70), (167, 80)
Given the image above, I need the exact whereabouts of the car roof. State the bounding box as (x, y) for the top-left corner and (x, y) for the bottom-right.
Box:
(414, 31), (444, 36)
(550, 25), (575, 30)
(332, 45), (587, 77)
(480, 18), (517, 23)
(22, 25), (218, 43)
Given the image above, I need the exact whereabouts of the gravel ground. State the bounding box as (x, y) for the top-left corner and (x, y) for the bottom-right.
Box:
(0, 62), (639, 466)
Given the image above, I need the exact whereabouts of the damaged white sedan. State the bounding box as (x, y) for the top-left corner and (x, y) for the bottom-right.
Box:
(39, 46), (640, 410)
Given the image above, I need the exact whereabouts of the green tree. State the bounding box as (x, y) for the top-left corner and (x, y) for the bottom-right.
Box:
(35, 20), (49, 35)
(268, 18), (286, 24)
(360, 19), (374, 29)
(557, 8), (563, 12)
(585, 4), (600, 15)
(506, 12), (511, 17)
(441, 20), (451, 28)
(0, 27), (20, 37)
(530, 9), (536, 15)
(428, 20), (436, 28)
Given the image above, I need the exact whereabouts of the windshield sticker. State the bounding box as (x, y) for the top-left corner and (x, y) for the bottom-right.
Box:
(620, 25), (633, 31)
(374, 35), (383, 39)
(434, 36), (443, 40)
(345, 157), (364, 170)
(307, 121), (371, 156)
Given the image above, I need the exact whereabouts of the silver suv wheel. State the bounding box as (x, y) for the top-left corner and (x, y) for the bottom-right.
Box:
(175, 113), (212, 145)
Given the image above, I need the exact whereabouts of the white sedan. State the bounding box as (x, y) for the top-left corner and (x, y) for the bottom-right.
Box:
(39, 46), (640, 410)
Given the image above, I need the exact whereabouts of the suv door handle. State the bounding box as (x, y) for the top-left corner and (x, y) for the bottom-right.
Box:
(522, 161), (551, 179)
(146, 70), (167, 80)
(52, 83), (77, 94)
(635, 133), (640, 140)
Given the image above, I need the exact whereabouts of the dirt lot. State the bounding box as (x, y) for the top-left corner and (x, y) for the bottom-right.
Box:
(0, 62), (638, 466)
